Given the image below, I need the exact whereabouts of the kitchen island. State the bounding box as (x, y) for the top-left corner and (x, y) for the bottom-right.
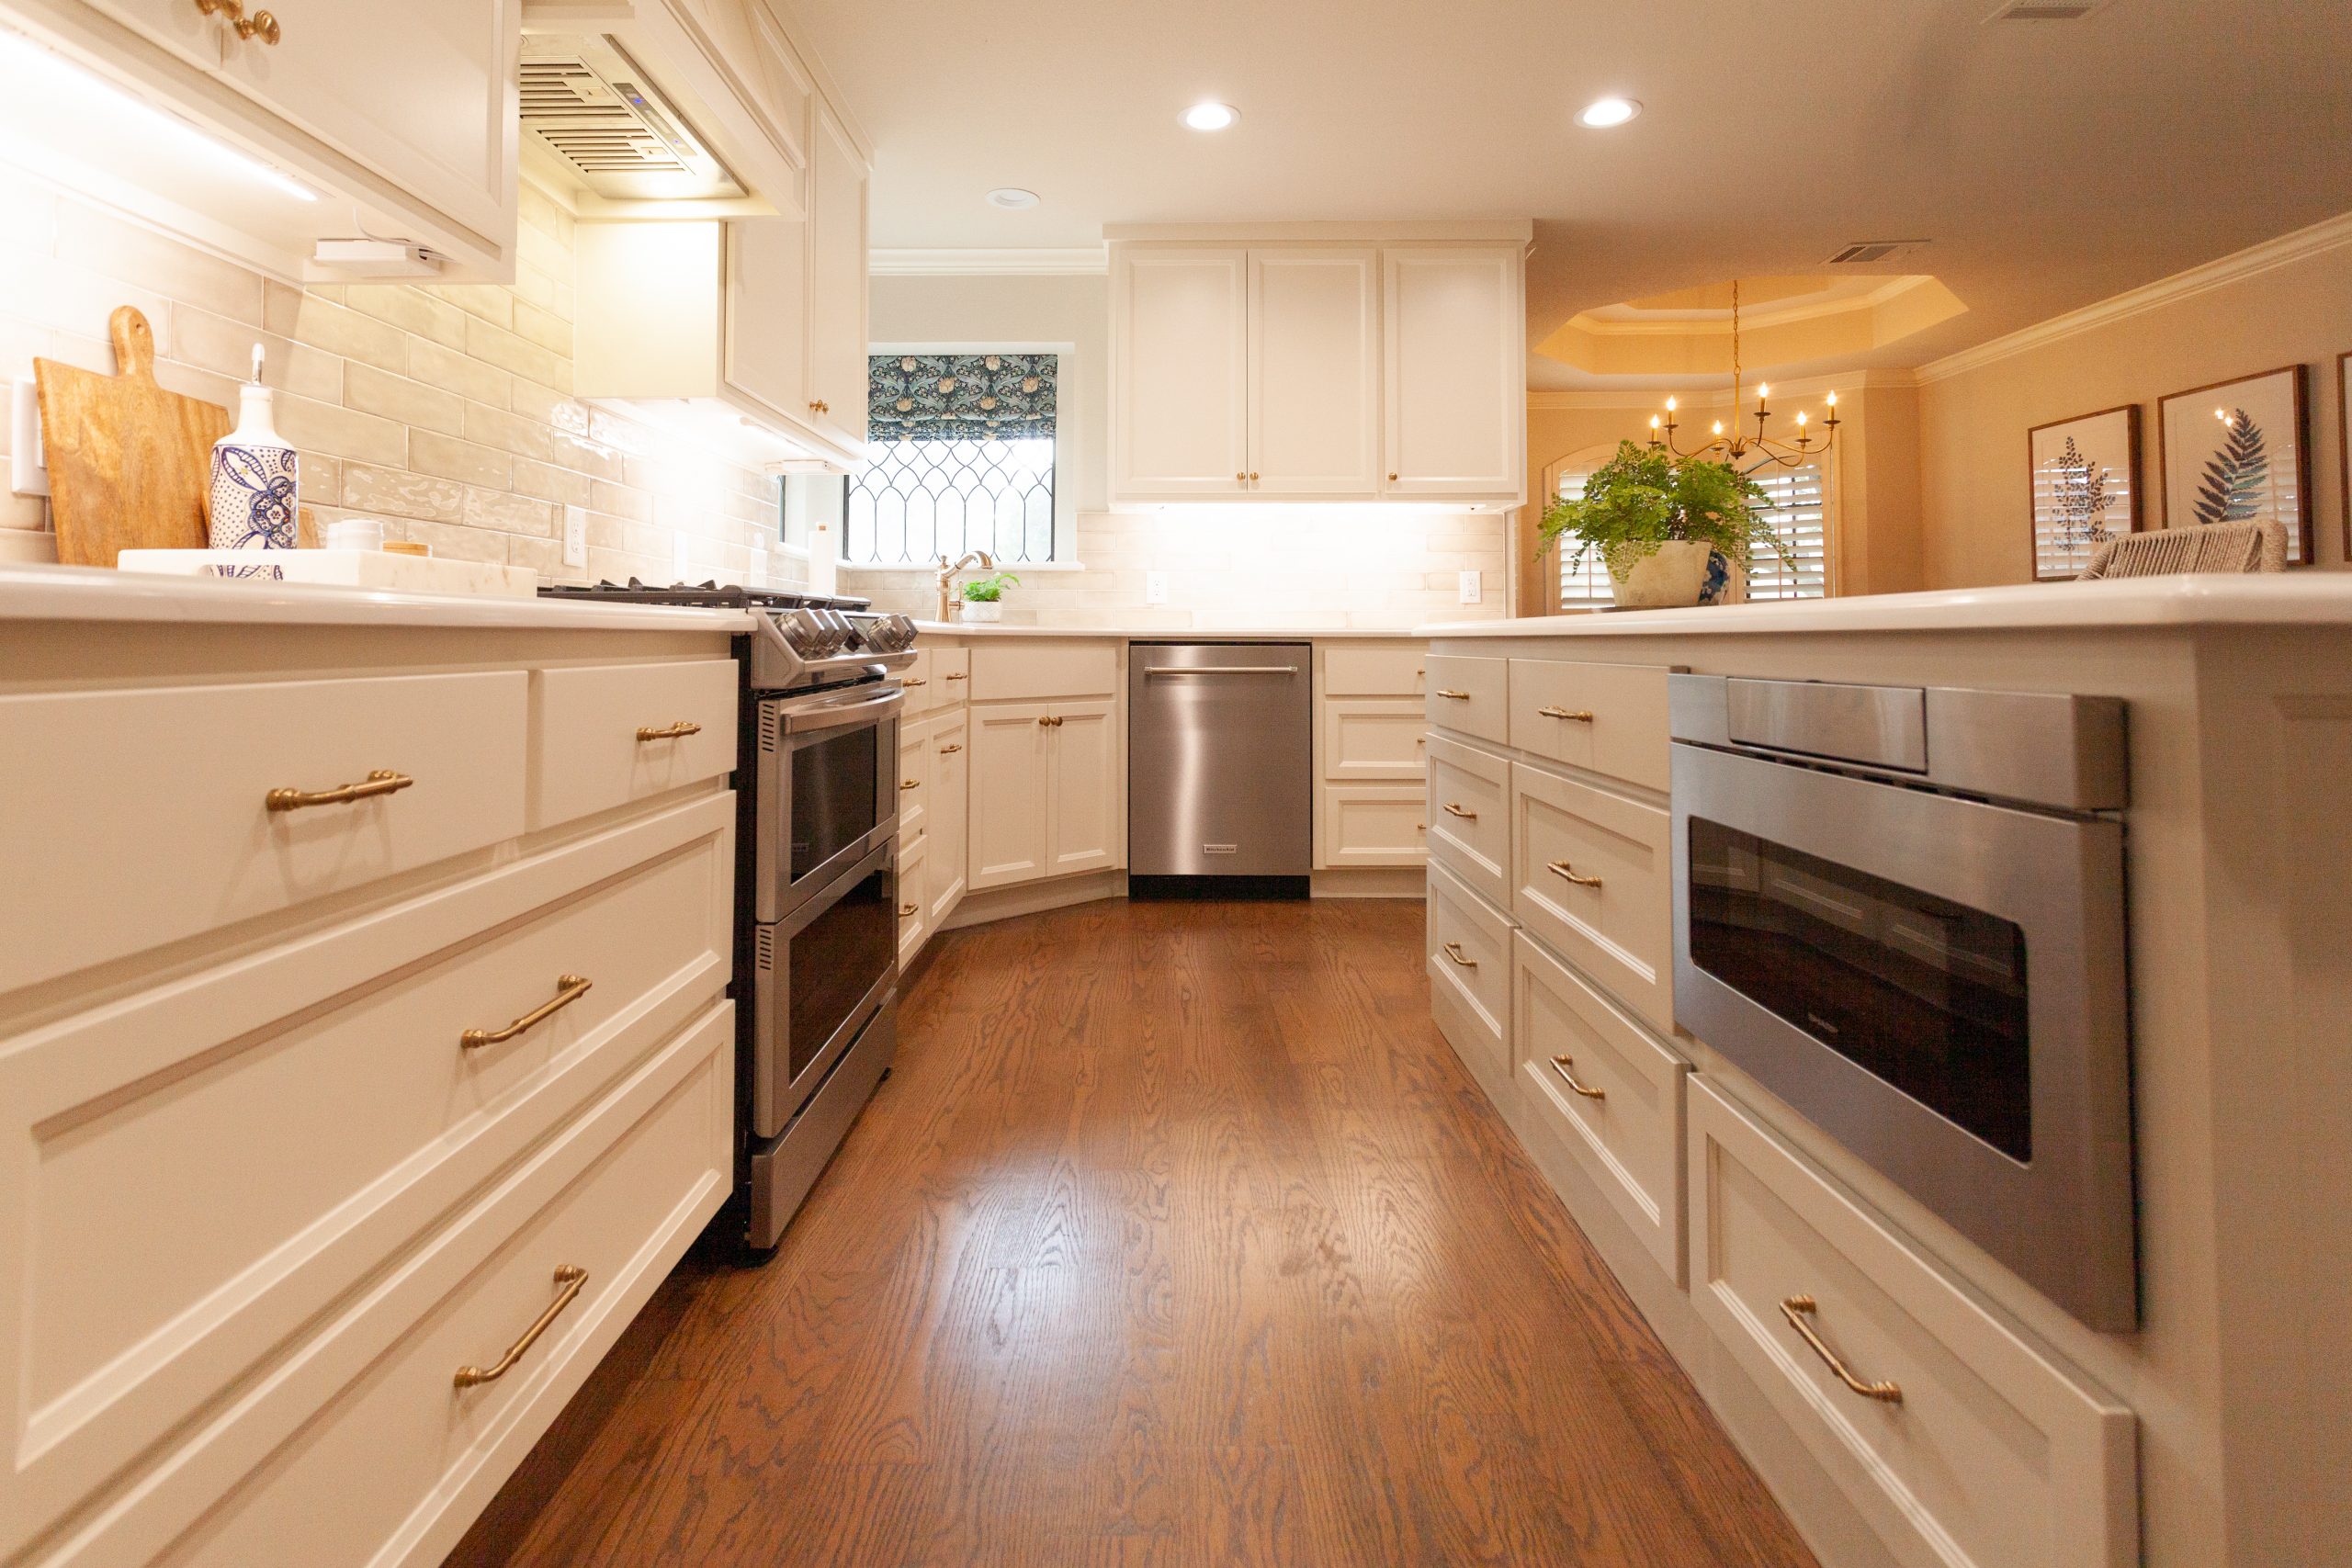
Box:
(1419, 575), (2352, 1568)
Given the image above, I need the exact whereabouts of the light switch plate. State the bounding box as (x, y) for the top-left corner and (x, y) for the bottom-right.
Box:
(12, 380), (50, 498)
(562, 504), (586, 569)
(1145, 570), (1168, 604)
(1458, 570), (1482, 604)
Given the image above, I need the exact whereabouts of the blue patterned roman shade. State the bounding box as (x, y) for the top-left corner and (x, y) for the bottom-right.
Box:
(867, 353), (1057, 442)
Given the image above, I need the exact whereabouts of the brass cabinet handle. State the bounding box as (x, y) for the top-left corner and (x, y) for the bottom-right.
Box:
(809, 399), (831, 414)
(1235, 471), (1247, 482)
(454, 1265), (587, 1389)
(462, 974), (593, 1050)
(1547, 860), (1602, 888)
(240, 6), (278, 42)
(939, 742), (963, 754)
(1435, 688), (1470, 701)
(266, 769), (413, 812)
(1248, 471), (1260, 481)
(1780, 1296), (1903, 1404)
(1441, 941), (1477, 968)
(902, 677), (928, 686)
(944, 671), (967, 682)
(635, 720), (702, 741)
(1537, 706), (1595, 723)
(1035, 714), (1064, 728)
(900, 778), (920, 790)
(1388, 472), (1400, 482)
(1549, 1054), (1606, 1100)
(899, 902), (919, 918)
(1442, 802), (1476, 820)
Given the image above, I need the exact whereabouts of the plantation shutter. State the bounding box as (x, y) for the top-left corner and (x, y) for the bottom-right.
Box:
(1746, 464), (1829, 600)
(1555, 468), (1614, 610)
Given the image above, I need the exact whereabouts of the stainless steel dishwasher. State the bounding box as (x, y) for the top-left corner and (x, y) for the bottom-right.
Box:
(1128, 641), (1312, 897)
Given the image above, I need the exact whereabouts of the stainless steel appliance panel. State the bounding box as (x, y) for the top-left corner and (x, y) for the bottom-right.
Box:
(1128, 643), (1311, 877)
(748, 1000), (897, 1249)
(754, 684), (902, 922)
(751, 837), (897, 1137)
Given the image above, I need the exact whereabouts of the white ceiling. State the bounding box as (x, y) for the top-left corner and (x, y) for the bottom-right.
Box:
(785, 0), (2352, 387)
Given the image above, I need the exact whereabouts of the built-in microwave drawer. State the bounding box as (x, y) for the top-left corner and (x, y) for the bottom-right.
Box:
(1426, 859), (1513, 1099)
(1510, 760), (1674, 1032)
(1689, 1077), (2139, 1568)
(1424, 652), (1508, 745)
(1424, 733), (1510, 908)
(1506, 657), (1671, 793)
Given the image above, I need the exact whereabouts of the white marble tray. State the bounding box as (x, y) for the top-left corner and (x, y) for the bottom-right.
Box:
(117, 548), (538, 599)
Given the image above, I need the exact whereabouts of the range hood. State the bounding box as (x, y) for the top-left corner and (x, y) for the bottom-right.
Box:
(521, 34), (745, 202)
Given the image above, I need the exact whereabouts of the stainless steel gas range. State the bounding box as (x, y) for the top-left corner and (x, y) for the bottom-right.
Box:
(540, 581), (920, 1254)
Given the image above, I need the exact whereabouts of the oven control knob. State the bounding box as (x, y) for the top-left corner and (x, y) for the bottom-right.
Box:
(888, 614), (919, 649)
(874, 615), (913, 652)
(778, 609), (826, 656)
(812, 609), (852, 655)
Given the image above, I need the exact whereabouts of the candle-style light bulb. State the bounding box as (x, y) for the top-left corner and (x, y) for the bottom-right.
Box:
(1825, 390), (1838, 408)
(1665, 396), (1678, 412)
(1712, 421), (1724, 436)
(1758, 382), (1770, 404)
(1796, 410), (1808, 427)
(1649, 414), (1661, 430)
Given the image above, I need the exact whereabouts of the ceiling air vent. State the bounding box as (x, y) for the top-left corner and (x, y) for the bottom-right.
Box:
(1985, 0), (2119, 20)
(1826, 240), (1929, 265)
(520, 37), (745, 202)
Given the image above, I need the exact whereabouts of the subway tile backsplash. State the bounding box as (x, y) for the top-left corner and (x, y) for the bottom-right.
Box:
(0, 167), (799, 588)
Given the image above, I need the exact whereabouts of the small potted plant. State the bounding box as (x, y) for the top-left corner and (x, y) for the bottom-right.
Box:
(959, 570), (1020, 623)
(1538, 441), (1786, 609)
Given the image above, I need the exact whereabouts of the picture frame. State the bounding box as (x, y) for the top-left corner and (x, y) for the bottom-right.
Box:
(2027, 403), (2141, 581)
(2156, 363), (2312, 565)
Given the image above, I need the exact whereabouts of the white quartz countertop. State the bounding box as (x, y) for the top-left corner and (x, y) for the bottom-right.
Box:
(1418, 575), (2352, 639)
(0, 563), (756, 633)
(913, 620), (1433, 640)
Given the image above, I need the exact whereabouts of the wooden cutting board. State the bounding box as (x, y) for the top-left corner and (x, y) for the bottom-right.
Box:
(35, 306), (232, 568)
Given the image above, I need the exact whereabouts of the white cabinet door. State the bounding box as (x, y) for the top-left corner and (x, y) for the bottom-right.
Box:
(1045, 698), (1120, 877)
(1383, 246), (1523, 499)
(725, 216), (810, 426)
(76, 0), (224, 72)
(214, 0), (520, 244)
(967, 703), (1052, 890)
(804, 100), (869, 448)
(897, 833), (930, 964)
(1113, 248), (1249, 499)
(1249, 249), (1379, 497)
(930, 713), (969, 922)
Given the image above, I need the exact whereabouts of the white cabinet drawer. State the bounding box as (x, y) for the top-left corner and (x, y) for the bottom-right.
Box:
(898, 715), (932, 841)
(1690, 1077), (2139, 1568)
(1317, 784), (1427, 868)
(931, 645), (971, 699)
(1322, 643), (1425, 697)
(897, 831), (931, 964)
(112, 1007), (734, 1568)
(1424, 652), (1507, 745)
(901, 647), (940, 713)
(1424, 733), (1510, 907)
(1510, 760), (1673, 1032)
(1427, 859), (1512, 1098)
(0, 797), (733, 1562)
(1515, 931), (1689, 1285)
(1320, 696), (1428, 780)
(1507, 658), (1671, 793)
(971, 639), (1119, 701)
(0, 671), (527, 997)
(530, 659), (738, 829)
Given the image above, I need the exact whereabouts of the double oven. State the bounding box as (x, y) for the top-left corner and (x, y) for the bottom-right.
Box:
(1668, 674), (2138, 1330)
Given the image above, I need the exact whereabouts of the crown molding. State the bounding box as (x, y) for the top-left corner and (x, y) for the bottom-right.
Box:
(1526, 368), (1916, 412)
(1569, 276), (1936, 336)
(870, 247), (1109, 276)
(1916, 209), (2352, 384)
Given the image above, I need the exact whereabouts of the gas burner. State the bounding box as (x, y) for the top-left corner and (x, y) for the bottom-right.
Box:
(538, 579), (871, 613)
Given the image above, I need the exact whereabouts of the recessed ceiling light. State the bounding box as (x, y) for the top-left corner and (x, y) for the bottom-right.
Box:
(1181, 101), (1238, 132)
(986, 187), (1039, 209)
(1575, 96), (1641, 129)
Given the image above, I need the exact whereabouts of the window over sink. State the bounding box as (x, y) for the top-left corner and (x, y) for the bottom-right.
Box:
(846, 352), (1061, 565)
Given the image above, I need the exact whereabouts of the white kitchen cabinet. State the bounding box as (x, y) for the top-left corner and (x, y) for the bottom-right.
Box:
(967, 698), (1122, 890)
(724, 215), (811, 435)
(1382, 246), (1524, 498)
(1249, 249), (1380, 497)
(896, 830), (929, 964)
(930, 711), (969, 924)
(805, 98), (871, 448)
(1111, 248), (1250, 498)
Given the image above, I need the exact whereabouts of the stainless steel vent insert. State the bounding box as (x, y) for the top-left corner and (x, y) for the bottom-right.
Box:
(520, 36), (745, 201)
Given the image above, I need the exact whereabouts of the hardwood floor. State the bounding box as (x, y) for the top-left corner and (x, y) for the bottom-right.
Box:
(451, 897), (1818, 1568)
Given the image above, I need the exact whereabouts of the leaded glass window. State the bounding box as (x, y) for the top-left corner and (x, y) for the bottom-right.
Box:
(846, 353), (1059, 564)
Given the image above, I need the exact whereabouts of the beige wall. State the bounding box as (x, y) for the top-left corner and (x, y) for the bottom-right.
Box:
(1917, 237), (2351, 586)
(0, 164), (798, 587)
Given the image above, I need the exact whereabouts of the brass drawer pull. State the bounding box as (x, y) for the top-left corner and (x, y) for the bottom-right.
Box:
(454, 1265), (587, 1389)
(635, 720), (702, 741)
(462, 974), (592, 1050)
(1435, 688), (1471, 701)
(899, 902), (920, 918)
(902, 677), (928, 687)
(1549, 1054), (1605, 1100)
(1442, 802), (1476, 821)
(945, 672), (967, 682)
(1441, 941), (1477, 968)
(1780, 1296), (1903, 1404)
(900, 778), (920, 790)
(938, 742), (963, 754)
(1548, 860), (1603, 888)
(197, 0), (280, 44)
(266, 769), (413, 812)
(1537, 706), (1595, 722)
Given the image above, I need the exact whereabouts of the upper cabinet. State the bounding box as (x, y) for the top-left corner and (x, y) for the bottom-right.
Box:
(1108, 225), (1529, 508)
(6, 0), (522, 278)
(803, 99), (870, 448)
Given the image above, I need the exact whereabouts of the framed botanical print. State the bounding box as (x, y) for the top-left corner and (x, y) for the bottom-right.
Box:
(2156, 363), (2312, 565)
(2028, 404), (2141, 580)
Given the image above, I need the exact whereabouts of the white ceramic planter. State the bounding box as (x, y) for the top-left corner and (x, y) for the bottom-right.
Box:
(961, 599), (1003, 623)
(1608, 541), (1747, 609)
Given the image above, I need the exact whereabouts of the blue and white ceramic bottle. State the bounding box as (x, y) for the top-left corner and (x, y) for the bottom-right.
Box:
(208, 344), (299, 577)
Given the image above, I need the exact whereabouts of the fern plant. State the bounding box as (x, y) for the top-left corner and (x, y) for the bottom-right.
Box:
(2193, 409), (2268, 525)
(962, 570), (1021, 603)
(1537, 441), (1787, 580)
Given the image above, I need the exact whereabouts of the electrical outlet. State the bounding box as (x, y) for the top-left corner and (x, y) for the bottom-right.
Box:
(562, 504), (586, 569)
(12, 380), (50, 498)
(1458, 570), (1482, 604)
(1145, 570), (1169, 604)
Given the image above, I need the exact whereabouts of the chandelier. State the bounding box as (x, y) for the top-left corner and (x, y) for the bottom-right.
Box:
(1646, 279), (1839, 472)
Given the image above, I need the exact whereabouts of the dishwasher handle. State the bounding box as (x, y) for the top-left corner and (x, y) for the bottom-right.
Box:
(1143, 664), (1300, 676)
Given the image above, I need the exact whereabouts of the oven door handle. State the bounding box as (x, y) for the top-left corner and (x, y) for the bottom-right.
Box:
(782, 688), (905, 734)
